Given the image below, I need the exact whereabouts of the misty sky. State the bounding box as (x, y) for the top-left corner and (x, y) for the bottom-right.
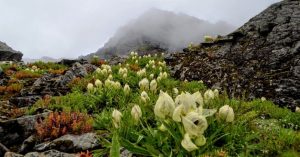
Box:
(0, 0), (281, 59)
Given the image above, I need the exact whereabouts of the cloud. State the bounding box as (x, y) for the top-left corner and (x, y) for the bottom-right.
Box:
(0, 0), (281, 59)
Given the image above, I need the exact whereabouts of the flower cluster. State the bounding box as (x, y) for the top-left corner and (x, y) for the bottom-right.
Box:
(154, 90), (234, 152)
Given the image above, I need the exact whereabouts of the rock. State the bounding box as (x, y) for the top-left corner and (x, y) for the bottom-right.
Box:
(108, 56), (127, 65)
(0, 112), (49, 147)
(34, 133), (100, 153)
(5, 150), (77, 157)
(19, 135), (38, 154)
(9, 96), (41, 108)
(0, 142), (10, 157)
(57, 59), (88, 67)
(167, 0), (300, 110)
(10, 62), (92, 107)
(4, 152), (23, 157)
(0, 41), (23, 61)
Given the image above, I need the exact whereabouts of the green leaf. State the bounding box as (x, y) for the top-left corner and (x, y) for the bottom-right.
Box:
(120, 138), (151, 156)
(110, 133), (120, 157)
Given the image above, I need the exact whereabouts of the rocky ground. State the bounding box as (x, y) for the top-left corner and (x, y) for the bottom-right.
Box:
(166, 0), (300, 110)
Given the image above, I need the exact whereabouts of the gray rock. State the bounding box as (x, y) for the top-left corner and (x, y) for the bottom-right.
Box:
(5, 150), (77, 157)
(167, 0), (300, 110)
(34, 133), (99, 153)
(4, 152), (23, 157)
(0, 112), (49, 147)
(0, 41), (23, 61)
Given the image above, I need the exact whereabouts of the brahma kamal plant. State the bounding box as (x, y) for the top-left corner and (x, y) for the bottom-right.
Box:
(107, 88), (235, 156)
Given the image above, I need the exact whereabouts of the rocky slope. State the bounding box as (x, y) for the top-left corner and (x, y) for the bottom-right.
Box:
(83, 9), (234, 59)
(166, 0), (300, 110)
(0, 41), (23, 61)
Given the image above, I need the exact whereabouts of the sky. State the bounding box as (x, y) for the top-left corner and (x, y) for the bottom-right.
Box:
(0, 0), (281, 59)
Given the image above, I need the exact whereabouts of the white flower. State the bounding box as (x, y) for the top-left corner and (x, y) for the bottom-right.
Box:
(112, 109), (122, 128)
(193, 92), (204, 108)
(87, 83), (94, 92)
(157, 76), (162, 82)
(118, 67), (127, 75)
(96, 68), (101, 73)
(130, 51), (135, 56)
(173, 88), (179, 96)
(182, 112), (208, 137)
(32, 65), (38, 70)
(204, 89), (215, 103)
(152, 65), (156, 69)
(150, 79), (157, 92)
(123, 73), (127, 78)
(101, 69), (108, 76)
(194, 135), (206, 146)
(131, 105), (142, 123)
(141, 91), (150, 102)
(296, 107), (300, 113)
(105, 79), (113, 87)
(145, 64), (149, 68)
(114, 81), (121, 89)
(181, 133), (198, 152)
(149, 74), (154, 79)
(154, 91), (175, 119)
(139, 78), (149, 91)
(124, 84), (130, 94)
(218, 105), (234, 122)
(159, 67), (162, 71)
(95, 79), (102, 88)
(161, 53), (165, 56)
(213, 89), (219, 98)
(135, 60), (139, 64)
(261, 97), (266, 102)
(137, 68), (146, 77)
(172, 104), (184, 122)
(108, 74), (113, 80)
(175, 92), (197, 113)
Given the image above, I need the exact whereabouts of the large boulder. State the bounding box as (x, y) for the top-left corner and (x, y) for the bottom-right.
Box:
(0, 41), (22, 61)
(166, 0), (300, 109)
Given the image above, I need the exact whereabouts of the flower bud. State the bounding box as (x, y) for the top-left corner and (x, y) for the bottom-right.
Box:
(204, 89), (215, 103)
(149, 74), (154, 79)
(181, 133), (198, 152)
(131, 105), (142, 124)
(150, 79), (157, 92)
(124, 84), (130, 94)
(194, 135), (206, 146)
(87, 83), (94, 92)
(139, 78), (149, 91)
(112, 109), (122, 128)
(141, 91), (150, 102)
(158, 124), (167, 132)
(173, 88), (179, 96)
(95, 79), (102, 88)
(218, 105), (234, 122)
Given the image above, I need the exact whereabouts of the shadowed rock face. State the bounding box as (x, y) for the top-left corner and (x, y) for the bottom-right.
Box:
(166, 0), (300, 110)
(0, 41), (23, 61)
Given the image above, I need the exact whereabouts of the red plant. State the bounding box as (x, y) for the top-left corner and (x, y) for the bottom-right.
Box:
(15, 71), (41, 79)
(130, 64), (140, 71)
(78, 150), (93, 157)
(35, 112), (93, 140)
(49, 69), (65, 75)
(6, 83), (23, 93)
(0, 86), (6, 94)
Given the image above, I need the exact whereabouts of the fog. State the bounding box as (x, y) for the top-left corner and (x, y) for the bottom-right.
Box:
(0, 0), (281, 59)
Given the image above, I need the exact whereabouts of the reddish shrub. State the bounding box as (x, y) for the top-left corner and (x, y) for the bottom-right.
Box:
(15, 71), (41, 79)
(35, 112), (93, 140)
